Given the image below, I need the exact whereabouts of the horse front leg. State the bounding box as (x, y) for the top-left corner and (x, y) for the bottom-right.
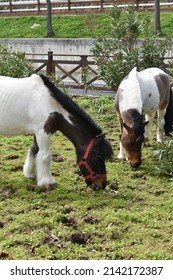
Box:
(117, 115), (126, 159)
(23, 135), (38, 178)
(35, 130), (55, 190)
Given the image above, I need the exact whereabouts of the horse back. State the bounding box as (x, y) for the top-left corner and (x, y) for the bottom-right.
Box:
(116, 67), (170, 115)
(0, 74), (48, 136)
(139, 68), (170, 111)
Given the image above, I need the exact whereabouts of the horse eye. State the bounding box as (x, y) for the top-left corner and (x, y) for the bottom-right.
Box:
(95, 154), (102, 161)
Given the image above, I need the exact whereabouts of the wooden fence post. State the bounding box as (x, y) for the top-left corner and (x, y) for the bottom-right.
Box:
(100, 0), (104, 11)
(68, 0), (71, 11)
(47, 51), (55, 75)
(37, 0), (40, 13)
(9, 0), (12, 13)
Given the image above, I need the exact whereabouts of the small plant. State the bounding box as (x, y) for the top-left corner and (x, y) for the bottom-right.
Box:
(154, 140), (173, 178)
(168, 60), (173, 77)
(0, 44), (34, 77)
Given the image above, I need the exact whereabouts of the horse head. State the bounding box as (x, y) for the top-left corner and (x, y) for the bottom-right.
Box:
(77, 134), (113, 190)
(120, 121), (148, 168)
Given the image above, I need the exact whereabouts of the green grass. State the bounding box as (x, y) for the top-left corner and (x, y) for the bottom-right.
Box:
(0, 12), (173, 38)
(0, 9), (173, 260)
(0, 95), (173, 260)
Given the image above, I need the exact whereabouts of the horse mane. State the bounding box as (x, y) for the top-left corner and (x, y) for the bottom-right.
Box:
(99, 139), (114, 160)
(40, 74), (102, 137)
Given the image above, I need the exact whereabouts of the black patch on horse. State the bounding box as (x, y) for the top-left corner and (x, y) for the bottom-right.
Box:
(40, 74), (102, 137)
(122, 109), (145, 136)
(164, 84), (173, 135)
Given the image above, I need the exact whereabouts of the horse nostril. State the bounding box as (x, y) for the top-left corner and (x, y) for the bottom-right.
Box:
(134, 162), (140, 168)
(91, 184), (99, 191)
(91, 182), (106, 191)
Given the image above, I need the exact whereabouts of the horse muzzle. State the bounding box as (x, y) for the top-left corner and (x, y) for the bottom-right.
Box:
(85, 177), (107, 191)
(129, 159), (142, 168)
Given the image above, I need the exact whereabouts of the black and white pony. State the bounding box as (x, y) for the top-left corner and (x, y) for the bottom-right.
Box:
(0, 74), (113, 190)
(115, 67), (173, 168)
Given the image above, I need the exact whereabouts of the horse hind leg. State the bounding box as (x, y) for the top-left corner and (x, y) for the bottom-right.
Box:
(23, 135), (39, 178)
(144, 112), (156, 142)
(157, 109), (166, 143)
(117, 142), (126, 159)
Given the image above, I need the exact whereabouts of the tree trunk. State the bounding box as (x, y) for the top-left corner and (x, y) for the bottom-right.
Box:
(47, 0), (54, 37)
(154, 0), (161, 34)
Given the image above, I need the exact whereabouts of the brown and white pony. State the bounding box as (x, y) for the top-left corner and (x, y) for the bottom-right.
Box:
(115, 67), (173, 168)
(0, 74), (113, 190)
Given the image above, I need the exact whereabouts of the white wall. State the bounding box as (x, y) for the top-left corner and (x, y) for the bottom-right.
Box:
(0, 38), (95, 57)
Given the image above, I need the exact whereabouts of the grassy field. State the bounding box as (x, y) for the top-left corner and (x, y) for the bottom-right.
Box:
(0, 9), (173, 260)
(0, 95), (173, 260)
(0, 12), (173, 38)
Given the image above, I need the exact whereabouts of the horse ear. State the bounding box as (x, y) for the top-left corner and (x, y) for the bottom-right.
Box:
(123, 122), (132, 133)
(144, 121), (149, 127)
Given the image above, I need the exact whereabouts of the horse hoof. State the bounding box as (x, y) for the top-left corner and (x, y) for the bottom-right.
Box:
(42, 184), (54, 191)
(117, 155), (125, 159)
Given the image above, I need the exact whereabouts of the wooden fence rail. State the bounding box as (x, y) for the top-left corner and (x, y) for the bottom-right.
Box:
(27, 51), (103, 89)
(26, 51), (173, 90)
(1, 1), (173, 16)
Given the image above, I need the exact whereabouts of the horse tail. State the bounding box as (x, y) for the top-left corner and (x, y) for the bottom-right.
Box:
(164, 83), (173, 136)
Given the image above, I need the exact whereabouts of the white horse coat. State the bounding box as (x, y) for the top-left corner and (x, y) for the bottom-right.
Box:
(0, 74), (113, 190)
(115, 67), (172, 167)
(0, 74), (71, 136)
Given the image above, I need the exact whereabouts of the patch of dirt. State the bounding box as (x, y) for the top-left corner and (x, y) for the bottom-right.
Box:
(52, 153), (65, 162)
(83, 215), (100, 224)
(30, 233), (66, 254)
(131, 197), (145, 203)
(0, 186), (16, 199)
(0, 221), (5, 228)
(26, 184), (55, 192)
(66, 233), (92, 245)
(131, 171), (147, 179)
(11, 165), (22, 172)
(154, 189), (166, 196)
(109, 182), (119, 191)
(0, 251), (13, 260)
(6, 155), (19, 160)
(62, 216), (78, 229)
(43, 234), (62, 247)
(64, 205), (74, 214)
(111, 231), (121, 240)
(26, 184), (36, 192)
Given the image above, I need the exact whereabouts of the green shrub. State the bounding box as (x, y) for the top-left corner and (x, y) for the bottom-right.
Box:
(154, 140), (173, 178)
(0, 44), (34, 77)
(92, 5), (171, 90)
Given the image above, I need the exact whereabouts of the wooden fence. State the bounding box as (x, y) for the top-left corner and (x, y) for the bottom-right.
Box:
(26, 51), (173, 90)
(27, 51), (103, 89)
(0, 1), (173, 16)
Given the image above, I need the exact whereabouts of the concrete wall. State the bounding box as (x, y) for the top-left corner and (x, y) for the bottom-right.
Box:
(1, 38), (173, 58)
(0, 38), (95, 57)
(0, 38), (98, 85)
(1, 38), (172, 91)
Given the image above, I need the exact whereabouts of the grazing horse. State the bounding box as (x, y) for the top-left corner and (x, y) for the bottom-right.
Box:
(0, 74), (113, 190)
(115, 67), (173, 168)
